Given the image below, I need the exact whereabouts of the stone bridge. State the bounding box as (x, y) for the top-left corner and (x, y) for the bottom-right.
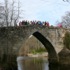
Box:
(0, 25), (67, 63)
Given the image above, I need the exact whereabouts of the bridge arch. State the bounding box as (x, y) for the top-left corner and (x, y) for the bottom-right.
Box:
(18, 31), (59, 63)
(32, 31), (59, 63)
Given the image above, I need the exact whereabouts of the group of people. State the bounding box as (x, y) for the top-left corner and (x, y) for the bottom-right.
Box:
(19, 20), (50, 27)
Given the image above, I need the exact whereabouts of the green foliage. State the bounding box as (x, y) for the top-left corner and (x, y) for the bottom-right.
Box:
(31, 47), (46, 54)
(63, 31), (70, 49)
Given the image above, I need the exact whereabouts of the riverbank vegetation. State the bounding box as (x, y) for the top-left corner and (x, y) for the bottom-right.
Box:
(31, 47), (47, 54)
(63, 31), (70, 50)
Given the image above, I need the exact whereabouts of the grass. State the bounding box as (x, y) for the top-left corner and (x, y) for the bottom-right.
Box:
(31, 47), (47, 54)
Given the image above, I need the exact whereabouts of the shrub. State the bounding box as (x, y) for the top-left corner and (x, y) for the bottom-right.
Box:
(31, 47), (47, 54)
(63, 31), (70, 49)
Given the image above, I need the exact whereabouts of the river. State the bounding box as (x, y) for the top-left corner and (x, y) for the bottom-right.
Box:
(17, 57), (70, 70)
(17, 57), (49, 70)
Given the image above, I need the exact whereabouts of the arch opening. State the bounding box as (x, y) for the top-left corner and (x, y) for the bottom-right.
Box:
(19, 34), (47, 57)
(33, 31), (59, 63)
(18, 31), (59, 63)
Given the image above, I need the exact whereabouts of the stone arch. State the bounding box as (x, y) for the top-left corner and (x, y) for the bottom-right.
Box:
(33, 31), (59, 63)
(18, 35), (44, 56)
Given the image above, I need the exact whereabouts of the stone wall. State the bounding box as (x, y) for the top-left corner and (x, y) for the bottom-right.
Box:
(0, 25), (66, 57)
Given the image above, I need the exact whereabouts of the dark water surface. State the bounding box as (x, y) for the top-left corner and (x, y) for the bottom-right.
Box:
(17, 57), (70, 70)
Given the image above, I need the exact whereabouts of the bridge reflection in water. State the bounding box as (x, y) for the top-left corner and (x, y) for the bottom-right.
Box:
(17, 57), (70, 70)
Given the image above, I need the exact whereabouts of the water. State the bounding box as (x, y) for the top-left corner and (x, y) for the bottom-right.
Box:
(17, 57), (49, 70)
(17, 57), (70, 70)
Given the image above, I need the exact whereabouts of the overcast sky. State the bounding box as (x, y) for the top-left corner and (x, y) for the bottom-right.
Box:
(1, 0), (70, 25)
(19, 0), (70, 25)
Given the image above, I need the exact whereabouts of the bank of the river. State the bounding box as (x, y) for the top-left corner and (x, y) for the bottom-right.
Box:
(17, 52), (48, 62)
(27, 52), (48, 57)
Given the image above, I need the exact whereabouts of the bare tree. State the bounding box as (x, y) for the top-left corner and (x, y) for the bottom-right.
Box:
(0, 4), (5, 27)
(61, 12), (70, 28)
(1, 0), (21, 27)
(63, 0), (69, 2)
(63, 0), (68, 2)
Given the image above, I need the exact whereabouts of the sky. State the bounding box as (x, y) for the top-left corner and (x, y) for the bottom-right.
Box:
(1, 0), (70, 25)
(19, 0), (70, 25)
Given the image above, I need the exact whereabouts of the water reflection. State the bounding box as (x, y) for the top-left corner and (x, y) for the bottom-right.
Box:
(17, 57), (70, 70)
(17, 57), (48, 70)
